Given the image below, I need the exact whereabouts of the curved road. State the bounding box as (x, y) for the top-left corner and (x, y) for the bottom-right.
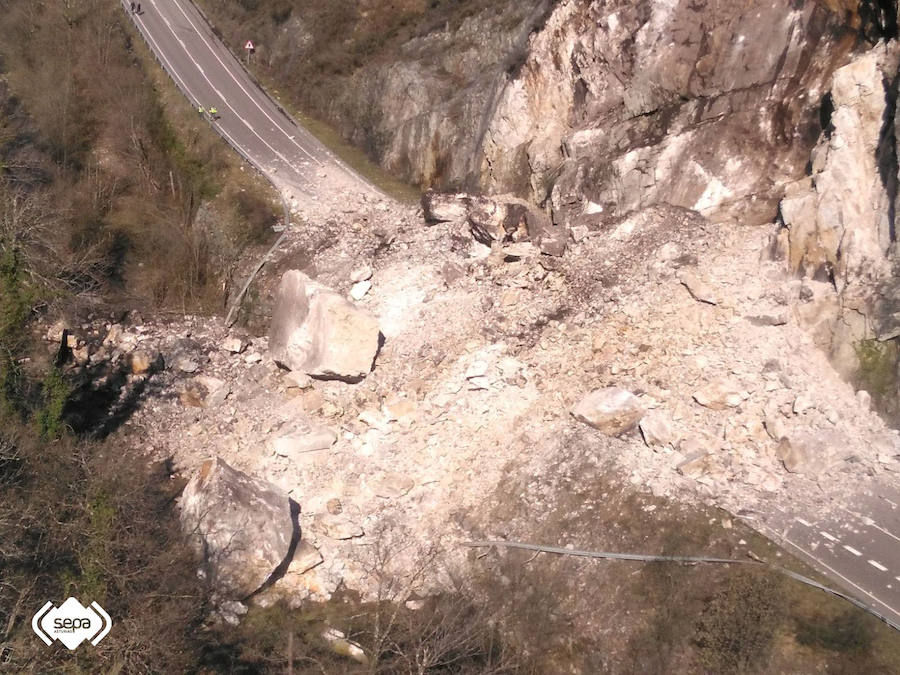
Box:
(121, 0), (900, 633)
(122, 0), (377, 205)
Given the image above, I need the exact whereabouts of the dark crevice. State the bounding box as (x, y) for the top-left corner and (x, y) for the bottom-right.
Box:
(819, 91), (835, 140)
(858, 0), (899, 42)
(876, 71), (899, 246)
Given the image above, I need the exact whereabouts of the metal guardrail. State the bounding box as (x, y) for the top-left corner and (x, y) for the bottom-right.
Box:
(465, 540), (900, 632)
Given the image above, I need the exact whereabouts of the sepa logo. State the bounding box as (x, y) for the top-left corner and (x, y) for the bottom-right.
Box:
(32, 598), (112, 650)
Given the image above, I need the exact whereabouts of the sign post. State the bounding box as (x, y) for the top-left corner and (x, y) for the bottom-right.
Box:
(244, 40), (255, 64)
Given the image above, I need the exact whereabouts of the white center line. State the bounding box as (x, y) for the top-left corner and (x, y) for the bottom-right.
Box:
(844, 545), (863, 556)
(820, 531), (839, 542)
(797, 518), (812, 527)
(869, 560), (888, 572)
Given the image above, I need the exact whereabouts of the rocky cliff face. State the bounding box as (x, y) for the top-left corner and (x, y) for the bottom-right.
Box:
(199, 0), (899, 413)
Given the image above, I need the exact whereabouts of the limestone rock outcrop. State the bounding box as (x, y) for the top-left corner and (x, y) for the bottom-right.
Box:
(269, 271), (381, 382)
(180, 458), (297, 597)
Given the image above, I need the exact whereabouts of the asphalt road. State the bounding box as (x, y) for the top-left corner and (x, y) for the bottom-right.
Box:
(123, 0), (376, 203)
(750, 475), (900, 630)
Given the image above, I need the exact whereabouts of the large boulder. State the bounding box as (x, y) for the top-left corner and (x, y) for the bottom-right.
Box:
(269, 271), (380, 382)
(180, 458), (297, 597)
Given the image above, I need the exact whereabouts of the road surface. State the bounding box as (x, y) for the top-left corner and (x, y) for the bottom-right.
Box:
(122, 0), (377, 206)
(750, 474), (900, 630)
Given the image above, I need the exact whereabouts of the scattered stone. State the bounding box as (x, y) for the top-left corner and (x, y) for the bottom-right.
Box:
(176, 357), (200, 373)
(350, 264), (373, 283)
(639, 411), (675, 447)
(777, 429), (855, 475)
(103, 324), (124, 346)
(746, 310), (789, 326)
(678, 270), (717, 304)
(857, 390), (872, 410)
(440, 261), (465, 285)
(538, 226), (568, 257)
(288, 541), (324, 575)
(350, 280), (371, 300)
(215, 600), (248, 627)
(46, 320), (67, 343)
(269, 270), (380, 382)
(373, 472), (415, 499)
(179, 376), (228, 408)
(244, 352), (263, 364)
(422, 191), (470, 223)
(180, 458), (296, 597)
(326, 498), (343, 515)
(271, 424), (337, 458)
(676, 451), (711, 479)
(692, 380), (747, 410)
(72, 345), (90, 364)
(571, 388), (643, 435)
(315, 513), (364, 540)
(284, 371), (313, 389)
(792, 392), (815, 415)
(221, 337), (246, 354)
(130, 350), (153, 375)
(321, 628), (368, 665)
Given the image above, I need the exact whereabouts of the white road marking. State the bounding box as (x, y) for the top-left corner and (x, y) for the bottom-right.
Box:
(145, 0), (300, 173)
(167, 0), (322, 166)
(754, 523), (900, 627)
(839, 506), (900, 544)
(130, 3), (278, 178)
(843, 545), (862, 556)
(797, 518), (812, 527)
(869, 560), (888, 572)
(820, 531), (838, 542)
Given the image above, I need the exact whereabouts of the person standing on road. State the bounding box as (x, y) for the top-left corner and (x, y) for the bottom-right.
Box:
(136, 3), (141, 13)
(130, 2), (135, 12)
(197, 105), (205, 116)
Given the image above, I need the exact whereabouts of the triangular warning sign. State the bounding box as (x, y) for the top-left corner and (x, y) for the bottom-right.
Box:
(244, 40), (254, 50)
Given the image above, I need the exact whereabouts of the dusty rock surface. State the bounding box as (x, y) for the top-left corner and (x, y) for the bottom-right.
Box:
(47, 187), (899, 607)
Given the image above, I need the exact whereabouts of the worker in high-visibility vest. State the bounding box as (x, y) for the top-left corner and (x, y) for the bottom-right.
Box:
(197, 105), (205, 115)
(209, 107), (218, 118)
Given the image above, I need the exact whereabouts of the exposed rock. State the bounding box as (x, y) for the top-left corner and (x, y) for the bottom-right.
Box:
(271, 424), (338, 458)
(130, 350), (153, 375)
(422, 191), (470, 223)
(676, 451), (711, 480)
(372, 472), (415, 499)
(468, 198), (508, 243)
(350, 264), (373, 283)
(287, 540), (323, 576)
(777, 430), (856, 475)
(322, 628), (368, 665)
(269, 270), (381, 382)
(179, 376), (229, 408)
(221, 337), (246, 354)
(103, 324), (123, 346)
(176, 356), (199, 373)
(180, 458), (297, 597)
(215, 600), (248, 627)
(315, 513), (364, 540)
(678, 270), (717, 305)
(571, 388), (643, 435)
(350, 280), (371, 300)
(639, 411), (675, 448)
(692, 380), (747, 410)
